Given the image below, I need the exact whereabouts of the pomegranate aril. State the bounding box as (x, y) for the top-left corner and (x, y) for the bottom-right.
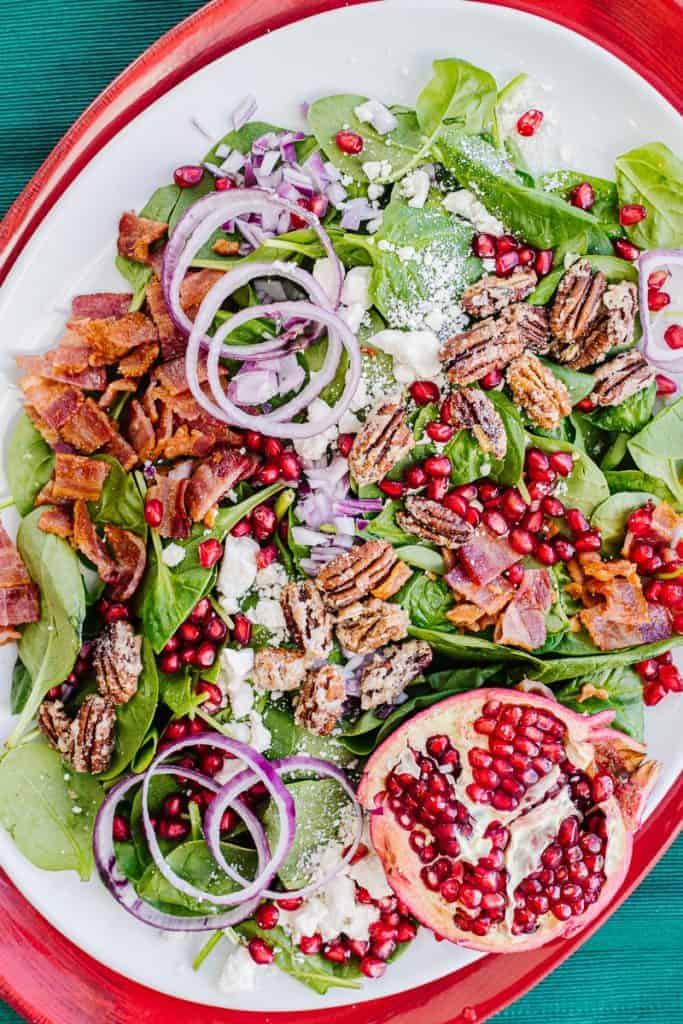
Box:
(440, 877), (461, 902)
(112, 815), (130, 842)
(483, 510), (508, 536)
(424, 455), (451, 478)
(509, 527), (535, 555)
(256, 463), (281, 486)
(279, 451), (301, 481)
(496, 250), (519, 276)
(360, 956), (387, 978)
(648, 289), (671, 311)
(144, 498), (163, 527)
(516, 109), (543, 136)
(174, 165), (204, 188)
(619, 203), (647, 225)
(591, 773), (614, 803)
(663, 324), (683, 351)
(535, 249), (554, 276)
(335, 130), (363, 154)
(554, 538), (576, 563)
(232, 613), (252, 645)
(255, 903), (279, 930)
(517, 246), (536, 266)
(299, 933), (323, 955)
(426, 421), (455, 443)
(473, 233), (497, 258)
(346, 938), (369, 958)
(574, 530), (601, 552)
(570, 182), (595, 210)
(159, 652), (180, 674)
(480, 368), (504, 389)
(613, 238), (640, 261)
(427, 477), (449, 501)
(337, 433), (354, 457)
(656, 374), (677, 396)
(535, 541), (558, 566)
(396, 918), (417, 942)
(410, 380), (440, 405)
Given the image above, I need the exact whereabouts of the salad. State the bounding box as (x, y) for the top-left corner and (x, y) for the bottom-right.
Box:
(0, 56), (682, 997)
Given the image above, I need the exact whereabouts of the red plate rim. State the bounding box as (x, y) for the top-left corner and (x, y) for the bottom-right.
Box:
(0, 2), (681, 1022)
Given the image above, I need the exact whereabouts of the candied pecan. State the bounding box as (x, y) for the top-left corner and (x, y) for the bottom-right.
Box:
(360, 639), (432, 710)
(316, 540), (411, 609)
(396, 496), (473, 549)
(294, 664), (345, 736)
(348, 397), (414, 486)
(92, 621), (143, 706)
(592, 351), (655, 407)
(568, 281), (639, 370)
(280, 580), (333, 659)
(506, 353), (571, 431)
(500, 303), (551, 355)
(440, 316), (524, 385)
(71, 695), (117, 774)
(446, 388), (507, 460)
(549, 260), (607, 357)
(461, 268), (538, 319)
(37, 700), (75, 760)
(335, 598), (409, 654)
(253, 647), (309, 691)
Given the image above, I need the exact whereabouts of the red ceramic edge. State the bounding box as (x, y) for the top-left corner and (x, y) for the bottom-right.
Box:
(0, 1), (681, 1022)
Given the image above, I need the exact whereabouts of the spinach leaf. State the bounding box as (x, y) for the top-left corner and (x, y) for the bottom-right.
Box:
(115, 185), (180, 308)
(416, 58), (497, 136)
(439, 389), (526, 488)
(396, 572), (453, 629)
(627, 398), (683, 505)
(435, 129), (612, 253)
(10, 658), (32, 715)
(586, 381), (656, 435)
(408, 626), (539, 666)
(9, 510), (86, 746)
(237, 922), (361, 993)
(159, 666), (204, 717)
(100, 639), (159, 781)
(137, 840), (256, 915)
(394, 544), (446, 574)
(615, 142), (683, 249)
(537, 170), (620, 225)
(555, 666), (644, 741)
(569, 411), (613, 465)
(262, 705), (356, 769)
(5, 413), (55, 515)
(363, 500), (416, 546)
(591, 491), (656, 554)
(0, 738), (103, 880)
(600, 433), (629, 472)
(88, 455), (147, 535)
(531, 434), (609, 517)
(539, 359), (594, 404)
(533, 636), (682, 684)
(426, 664), (506, 692)
(604, 469), (680, 509)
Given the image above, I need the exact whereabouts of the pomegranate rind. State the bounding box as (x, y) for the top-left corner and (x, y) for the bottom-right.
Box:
(358, 688), (657, 953)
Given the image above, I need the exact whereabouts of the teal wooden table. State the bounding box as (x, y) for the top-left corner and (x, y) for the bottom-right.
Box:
(0, 3), (681, 1022)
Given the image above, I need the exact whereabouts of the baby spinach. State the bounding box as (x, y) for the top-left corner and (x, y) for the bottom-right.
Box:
(88, 455), (147, 536)
(397, 572), (453, 629)
(10, 658), (32, 714)
(531, 434), (609, 517)
(569, 411), (612, 465)
(600, 433), (629, 472)
(0, 738), (103, 880)
(137, 840), (257, 915)
(416, 58), (497, 137)
(364, 499), (416, 546)
(434, 128), (612, 253)
(262, 705), (356, 769)
(533, 636), (682, 684)
(408, 626), (539, 666)
(615, 142), (683, 249)
(9, 510), (86, 746)
(539, 359), (594, 404)
(237, 921), (362, 993)
(591, 491), (657, 554)
(586, 381), (656, 435)
(159, 665), (205, 718)
(100, 639), (159, 781)
(5, 413), (55, 515)
(555, 666), (645, 741)
(627, 398), (683, 506)
(605, 469), (680, 509)
(537, 170), (620, 226)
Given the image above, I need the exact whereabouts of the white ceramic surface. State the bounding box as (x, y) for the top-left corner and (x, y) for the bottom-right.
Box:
(0, 0), (680, 1010)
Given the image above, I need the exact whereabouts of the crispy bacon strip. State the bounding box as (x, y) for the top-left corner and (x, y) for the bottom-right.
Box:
(50, 331), (92, 374)
(146, 477), (192, 539)
(59, 398), (114, 452)
(16, 353), (106, 391)
(124, 399), (156, 459)
(0, 525), (32, 588)
(118, 211), (167, 264)
(52, 453), (111, 503)
(581, 603), (671, 651)
(458, 533), (522, 586)
(24, 404), (62, 446)
(118, 342), (160, 378)
(185, 448), (258, 522)
(98, 379), (138, 411)
(72, 501), (117, 581)
(445, 565), (514, 615)
(146, 279), (185, 360)
(0, 586), (40, 628)
(104, 525), (147, 601)
(69, 312), (157, 365)
(102, 431), (138, 472)
(71, 293), (132, 319)
(494, 569), (553, 651)
(38, 506), (74, 539)
(180, 269), (223, 317)
(20, 376), (83, 431)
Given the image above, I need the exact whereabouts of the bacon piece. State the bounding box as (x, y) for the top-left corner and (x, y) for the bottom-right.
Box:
(180, 269), (223, 317)
(649, 502), (681, 546)
(0, 628), (21, 646)
(34, 481), (69, 507)
(0, 586), (40, 627)
(0, 525), (32, 589)
(59, 398), (114, 452)
(72, 501), (117, 581)
(71, 293), (132, 319)
(102, 431), (138, 472)
(148, 244), (167, 281)
(98, 379), (138, 411)
(154, 356), (195, 396)
(445, 603), (495, 631)
(123, 399), (156, 459)
(52, 453), (110, 502)
(104, 525), (147, 601)
(24, 404), (62, 446)
(494, 569), (553, 651)
(581, 603), (670, 651)
(50, 331), (92, 374)
(118, 211), (167, 264)
(16, 352), (106, 391)
(69, 313), (157, 366)
(458, 533), (522, 586)
(145, 477), (192, 539)
(118, 342), (160, 378)
(20, 376), (83, 430)
(185, 448), (258, 522)
(146, 279), (185, 360)
(445, 565), (514, 615)
(38, 506), (74, 539)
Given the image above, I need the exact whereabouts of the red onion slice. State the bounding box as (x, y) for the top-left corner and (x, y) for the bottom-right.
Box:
(638, 249), (683, 370)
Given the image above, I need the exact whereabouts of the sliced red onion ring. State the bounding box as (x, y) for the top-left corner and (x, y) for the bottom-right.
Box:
(93, 773), (262, 931)
(141, 735), (295, 908)
(638, 249), (683, 369)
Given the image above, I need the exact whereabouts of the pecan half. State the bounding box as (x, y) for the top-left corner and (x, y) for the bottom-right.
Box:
(71, 695), (117, 774)
(500, 303), (551, 354)
(396, 496), (473, 549)
(294, 664), (345, 736)
(316, 540), (411, 609)
(360, 639), (432, 710)
(506, 353), (571, 430)
(568, 281), (639, 370)
(461, 269), (538, 319)
(440, 315), (524, 385)
(592, 351), (655, 407)
(446, 388), (507, 460)
(335, 598), (409, 654)
(550, 260), (607, 358)
(280, 580), (333, 659)
(348, 397), (414, 486)
(37, 700), (75, 760)
(92, 621), (142, 706)
(253, 647), (309, 692)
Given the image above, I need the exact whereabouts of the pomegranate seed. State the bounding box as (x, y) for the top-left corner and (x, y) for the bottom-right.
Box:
(248, 937), (275, 964)
(574, 530), (601, 553)
(324, 939), (350, 963)
(199, 752), (223, 776)
(501, 488), (527, 522)
(549, 451), (574, 476)
(102, 602), (128, 623)
(379, 479), (405, 498)
(510, 528), (535, 555)
(496, 250), (519, 276)
(173, 165), (204, 188)
(648, 289), (671, 311)
(534, 249), (554, 276)
(360, 955), (387, 978)
(619, 204), (647, 225)
(231, 518), (253, 537)
(112, 815), (130, 842)
(480, 368), (504, 389)
(575, 396), (596, 412)
(672, 612), (683, 634)
(554, 538), (575, 563)
(506, 563), (525, 585)
(516, 108), (544, 136)
(659, 651), (675, 665)
(279, 451), (301, 481)
(636, 659), (660, 682)
(570, 182), (595, 210)
(443, 491), (468, 516)
(396, 918), (417, 942)
(256, 545), (278, 571)
(613, 238), (640, 261)
(660, 665), (683, 691)
(244, 430), (262, 451)
(649, 269), (670, 290)
(163, 793), (184, 818)
(660, 581), (683, 608)
(190, 598), (211, 622)
(337, 432), (355, 457)
(643, 681), (667, 705)
(194, 642), (216, 668)
(495, 234), (518, 254)
(263, 437), (283, 460)
(404, 465), (427, 489)
(299, 933), (323, 954)
(479, 482), (500, 504)
(663, 324), (683, 351)
(424, 455), (452, 478)
(335, 130), (363, 154)
(256, 463), (281, 486)
(525, 447), (550, 477)
(591, 773), (614, 803)
(469, 232), (496, 260)
(277, 897), (303, 911)
(427, 477), (449, 501)
(410, 380), (440, 405)
(255, 903), (279, 930)
(158, 819), (189, 841)
(159, 652), (180, 674)
(542, 496), (565, 518)
(483, 510), (509, 536)
(252, 504), (277, 539)
(214, 176), (236, 191)
(535, 540), (558, 566)
(232, 613), (252, 645)
(656, 373), (677, 396)
(426, 421), (455, 443)
(195, 679), (223, 710)
(197, 538), (222, 569)
(180, 622), (201, 645)
(517, 246), (536, 266)
(566, 507), (590, 533)
(144, 498), (163, 528)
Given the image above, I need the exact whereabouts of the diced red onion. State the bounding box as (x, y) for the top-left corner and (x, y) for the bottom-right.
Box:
(333, 498), (382, 515)
(638, 249), (683, 369)
(229, 368), (279, 405)
(327, 181), (348, 208)
(300, 558), (320, 576)
(292, 525), (333, 546)
(340, 198), (378, 231)
(333, 515), (357, 535)
(221, 150), (246, 175)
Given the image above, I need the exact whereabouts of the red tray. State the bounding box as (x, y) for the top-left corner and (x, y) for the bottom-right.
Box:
(0, 2), (681, 1021)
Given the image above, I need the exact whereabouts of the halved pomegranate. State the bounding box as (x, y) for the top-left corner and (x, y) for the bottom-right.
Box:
(357, 689), (658, 952)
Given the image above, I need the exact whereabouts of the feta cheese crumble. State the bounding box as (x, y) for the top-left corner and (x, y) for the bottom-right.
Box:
(399, 169), (431, 209)
(443, 189), (505, 236)
(161, 542), (186, 567)
(362, 159), (392, 182)
(293, 398), (339, 462)
(217, 536), (260, 613)
(219, 943), (258, 993)
(367, 328), (441, 384)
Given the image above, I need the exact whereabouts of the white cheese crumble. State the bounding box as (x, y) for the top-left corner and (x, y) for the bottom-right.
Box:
(367, 328), (441, 384)
(347, 853), (393, 900)
(341, 266), (372, 309)
(353, 99), (397, 135)
(249, 597), (287, 640)
(217, 536), (260, 613)
(312, 257), (342, 305)
(161, 542), (186, 568)
(399, 169), (431, 209)
(362, 159), (392, 182)
(367, 183), (384, 201)
(293, 398), (339, 462)
(443, 189), (505, 236)
(219, 943), (258, 993)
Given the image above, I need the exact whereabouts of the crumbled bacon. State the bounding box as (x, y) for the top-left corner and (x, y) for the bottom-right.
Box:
(0, 525), (33, 588)
(72, 501), (117, 581)
(145, 279), (185, 360)
(494, 569), (553, 651)
(38, 506), (74, 539)
(102, 431), (138, 472)
(118, 342), (160, 378)
(445, 565), (514, 618)
(98, 379), (138, 411)
(50, 331), (91, 374)
(185, 447), (258, 522)
(69, 312), (157, 366)
(24, 404), (62, 446)
(124, 400), (156, 459)
(104, 525), (147, 601)
(118, 211), (167, 264)
(52, 453), (111, 502)
(0, 526), (39, 627)
(458, 533), (522, 585)
(34, 481), (69, 507)
(16, 353), (106, 391)
(145, 477), (192, 539)
(59, 398), (114, 452)
(569, 553), (662, 651)
(20, 377), (83, 430)
(179, 269), (223, 318)
(71, 293), (132, 319)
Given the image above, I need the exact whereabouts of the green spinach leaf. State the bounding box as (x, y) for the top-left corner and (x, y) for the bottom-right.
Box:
(539, 359), (594, 404)
(137, 840), (256, 915)
(88, 455), (147, 535)
(416, 58), (497, 136)
(555, 666), (644, 741)
(605, 469), (680, 509)
(394, 545), (446, 574)
(363, 500), (416, 546)
(627, 398), (683, 505)
(397, 572), (453, 629)
(9, 658), (32, 715)
(531, 435), (609, 517)
(5, 413), (55, 516)
(591, 491), (657, 554)
(537, 170), (620, 225)
(587, 381), (656, 435)
(237, 922), (361, 993)
(615, 142), (683, 249)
